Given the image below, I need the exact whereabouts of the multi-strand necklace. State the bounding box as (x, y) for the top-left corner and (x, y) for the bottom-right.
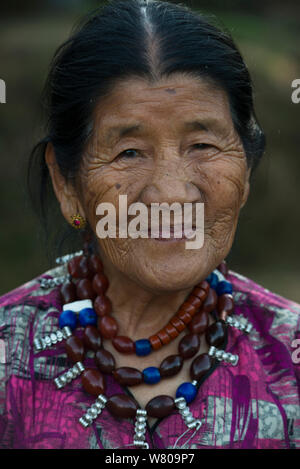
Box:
(35, 247), (252, 449)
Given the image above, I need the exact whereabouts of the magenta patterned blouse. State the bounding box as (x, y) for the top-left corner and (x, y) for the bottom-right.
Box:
(0, 260), (299, 449)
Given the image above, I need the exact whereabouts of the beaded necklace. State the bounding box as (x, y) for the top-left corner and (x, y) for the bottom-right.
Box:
(35, 248), (252, 449)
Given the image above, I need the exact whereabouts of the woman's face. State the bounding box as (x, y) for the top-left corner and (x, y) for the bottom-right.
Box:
(56, 74), (250, 292)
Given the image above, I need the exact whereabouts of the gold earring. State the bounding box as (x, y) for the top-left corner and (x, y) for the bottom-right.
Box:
(70, 213), (86, 230)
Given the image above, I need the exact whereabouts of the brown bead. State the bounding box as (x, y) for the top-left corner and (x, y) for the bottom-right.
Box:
(149, 335), (163, 350)
(146, 395), (175, 418)
(67, 255), (83, 279)
(157, 329), (172, 345)
(112, 336), (135, 354)
(64, 335), (85, 363)
(76, 278), (96, 300)
(60, 282), (77, 304)
(106, 394), (138, 419)
(98, 315), (118, 339)
(92, 273), (109, 295)
(113, 367), (143, 386)
(188, 311), (209, 334)
(165, 323), (179, 340)
(198, 280), (210, 294)
(159, 354), (183, 378)
(81, 368), (106, 396)
(177, 310), (193, 325)
(178, 302), (197, 316)
(217, 261), (228, 276)
(95, 348), (116, 373)
(191, 287), (207, 302)
(186, 295), (203, 310)
(78, 256), (92, 278)
(82, 325), (102, 351)
(94, 295), (112, 316)
(202, 288), (218, 313)
(205, 320), (227, 348)
(217, 294), (234, 315)
(170, 316), (186, 332)
(88, 254), (103, 274)
(191, 353), (214, 381)
(178, 333), (200, 359)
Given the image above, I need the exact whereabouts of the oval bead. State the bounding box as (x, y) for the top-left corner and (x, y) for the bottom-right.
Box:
(191, 353), (214, 381)
(76, 278), (96, 300)
(95, 348), (116, 373)
(176, 382), (197, 404)
(113, 367), (143, 386)
(159, 354), (183, 378)
(60, 282), (77, 304)
(112, 336), (135, 354)
(188, 311), (209, 335)
(81, 368), (106, 396)
(67, 255), (83, 278)
(94, 295), (112, 317)
(146, 395), (175, 418)
(82, 325), (102, 351)
(88, 254), (103, 274)
(64, 335), (84, 363)
(217, 261), (228, 276)
(98, 316), (118, 339)
(59, 309), (77, 330)
(205, 320), (227, 348)
(78, 307), (97, 327)
(178, 333), (200, 359)
(106, 394), (138, 419)
(202, 288), (218, 313)
(217, 293), (234, 315)
(92, 273), (109, 295)
(143, 367), (161, 384)
(135, 339), (152, 356)
(78, 256), (92, 278)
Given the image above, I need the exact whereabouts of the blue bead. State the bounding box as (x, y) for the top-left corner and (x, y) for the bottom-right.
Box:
(208, 272), (219, 290)
(135, 339), (152, 356)
(59, 310), (77, 330)
(216, 280), (233, 296)
(176, 382), (197, 404)
(143, 367), (161, 384)
(78, 307), (97, 327)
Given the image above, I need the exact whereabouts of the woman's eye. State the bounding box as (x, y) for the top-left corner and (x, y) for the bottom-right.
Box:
(193, 143), (213, 150)
(118, 149), (139, 158)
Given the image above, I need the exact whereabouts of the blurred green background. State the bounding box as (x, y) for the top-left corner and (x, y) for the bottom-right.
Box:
(0, 0), (299, 301)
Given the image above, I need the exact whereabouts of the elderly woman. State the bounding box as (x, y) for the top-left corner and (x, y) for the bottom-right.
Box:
(0, 0), (299, 450)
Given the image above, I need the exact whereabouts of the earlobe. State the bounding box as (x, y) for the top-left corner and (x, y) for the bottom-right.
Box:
(241, 168), (251, 209)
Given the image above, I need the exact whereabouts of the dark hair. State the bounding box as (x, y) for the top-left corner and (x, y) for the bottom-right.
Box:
(27, 0), (265, 258)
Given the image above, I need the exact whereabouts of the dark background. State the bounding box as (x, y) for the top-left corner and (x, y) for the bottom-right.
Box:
(0, 0), (299, 301)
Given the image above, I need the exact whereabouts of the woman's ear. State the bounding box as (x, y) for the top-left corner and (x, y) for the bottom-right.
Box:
(241, 166), (251, 209)
(45, 142), (86, 224)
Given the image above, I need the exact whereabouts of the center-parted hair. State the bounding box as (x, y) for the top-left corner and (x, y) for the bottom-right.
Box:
(28, 0), (265, 253)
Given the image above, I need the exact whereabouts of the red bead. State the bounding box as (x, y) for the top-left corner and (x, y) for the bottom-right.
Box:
(92, 273), (109, 295)
(64, 336), (85, 363)
(191, 353), (214, 381)
(178, 302), (197, 316)
(106, 394), (138, 418)
(95, 348), (116, 373)
(88, 254), (103, 273)
(82, 325), (102, 351)
(186, 295), (203, 309)
(178, 333), (200, 359)
(198, 280), (210, 294)
(170, 316), (186, 332)
(67, 255), (83, 278)
(149, 335), (163, 350)
(217, 294), (234, 315)
(94, 295), (112, 316)
(113, 367), (143, 386)
(205, 320), (227, 348)
(157, 329), (172, 345)
(146, 395), (175, 418)
(81, 368), (106, 396)
(190, 287), (207, 302)
(217, 261), (228, 276)
(78, 256), (92, 278)
(177, 310), (193, 325)
(98, 316), (118, 339)
(188, 311), (209, 334)
(165, 323), (179, 340)
(76, 278), (96, 300)
(202, 288), (218, 313)
(159, 354), (183, 378)
(112, 336), (135, 354)
(60, 282), (77, 304)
